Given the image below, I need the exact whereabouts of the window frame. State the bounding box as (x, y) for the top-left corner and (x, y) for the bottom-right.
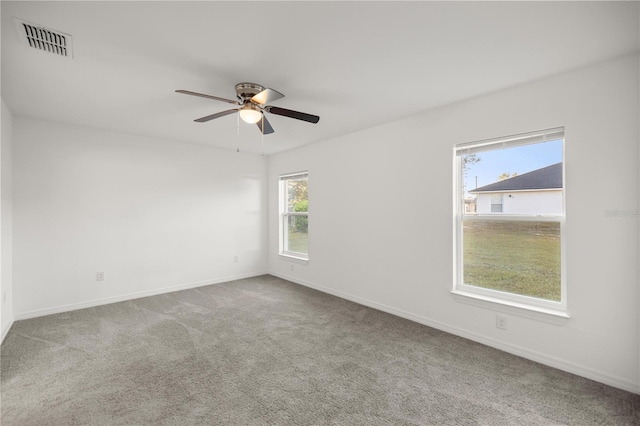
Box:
(452, 128), (568, 318)
(279, 171), (309, 262)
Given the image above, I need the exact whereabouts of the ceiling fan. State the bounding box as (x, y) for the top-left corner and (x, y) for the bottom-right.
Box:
(176, 82), (320, 135)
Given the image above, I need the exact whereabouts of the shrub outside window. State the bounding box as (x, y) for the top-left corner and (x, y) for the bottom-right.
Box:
(454, 128), (566, 315)
(280, 172), (308, 260)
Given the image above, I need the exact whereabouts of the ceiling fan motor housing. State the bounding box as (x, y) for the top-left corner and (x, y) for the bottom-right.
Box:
(235, 82), (265, 102)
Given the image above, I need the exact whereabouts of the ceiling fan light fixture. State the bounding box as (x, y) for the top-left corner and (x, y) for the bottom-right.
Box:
(239, 105), (262, 124)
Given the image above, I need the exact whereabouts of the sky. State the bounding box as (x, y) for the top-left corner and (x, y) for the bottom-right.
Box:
(463, 139), (563, 196)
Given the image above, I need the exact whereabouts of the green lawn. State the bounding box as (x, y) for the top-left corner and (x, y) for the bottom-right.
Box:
(463, 220), (561, 301)
(287, 231), (308, 255)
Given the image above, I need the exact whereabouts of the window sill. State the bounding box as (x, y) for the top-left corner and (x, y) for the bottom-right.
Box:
(450, 289), (570, 325)
(279, 253), (309, 265)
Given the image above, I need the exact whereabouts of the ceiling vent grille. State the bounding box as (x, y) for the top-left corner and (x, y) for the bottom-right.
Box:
(14, 18), (73, 58)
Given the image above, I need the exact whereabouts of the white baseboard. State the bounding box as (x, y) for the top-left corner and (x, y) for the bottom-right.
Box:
(1, 316), (14, 343)
(271, 272), (640, 395)
(14, 271), (268, 321)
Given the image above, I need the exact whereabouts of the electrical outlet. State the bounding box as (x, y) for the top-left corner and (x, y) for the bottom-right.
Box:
(234, 255), (239, 263)
(97, 272), (105, 281)
(496, 315), (507, 330)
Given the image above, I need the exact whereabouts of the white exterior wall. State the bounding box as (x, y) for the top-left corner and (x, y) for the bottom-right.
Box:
(268, 54), (639, 393)
(12, 117), (268, 318)
(475, 190), (563, 215)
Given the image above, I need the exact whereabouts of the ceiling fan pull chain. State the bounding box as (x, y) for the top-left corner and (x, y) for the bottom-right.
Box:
(261, 117), (265, 156)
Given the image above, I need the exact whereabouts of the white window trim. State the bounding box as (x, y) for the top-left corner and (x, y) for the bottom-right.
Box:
(450, 289), (569, 325)
(279, 172), (309, 262)
(453, 128), (568, 320)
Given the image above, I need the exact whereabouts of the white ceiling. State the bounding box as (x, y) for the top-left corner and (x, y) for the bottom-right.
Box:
(2, 1), (639, 155)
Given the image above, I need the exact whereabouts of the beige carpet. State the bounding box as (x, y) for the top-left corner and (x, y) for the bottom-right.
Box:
(2, 275), (639, 425)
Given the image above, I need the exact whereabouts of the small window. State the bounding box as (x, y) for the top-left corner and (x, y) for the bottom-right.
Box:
(280, 172), (308, 260)
(454, 128), (565, 315)
(490, 194), (503, 212)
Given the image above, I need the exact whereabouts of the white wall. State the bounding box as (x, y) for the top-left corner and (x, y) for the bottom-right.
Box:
(268, 54), (640, 393)
(1, 99), (14, 341)
(476, 190), (562, 215)
(13, 118), (267, 318)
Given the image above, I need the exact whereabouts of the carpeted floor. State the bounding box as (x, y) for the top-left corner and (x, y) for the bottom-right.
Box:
(1, 275), (639, 425)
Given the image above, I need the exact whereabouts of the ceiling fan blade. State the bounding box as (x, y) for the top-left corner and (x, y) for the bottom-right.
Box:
(176, 90), (240, 105)
(266, 106), (320, 124)
(251, 88), (284, 105)
(194, 109), (238, 122)
(256, 115), (275, 135)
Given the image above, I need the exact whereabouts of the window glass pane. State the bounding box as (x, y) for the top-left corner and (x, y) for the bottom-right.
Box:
(463, 220), (561, 301)
(286, 178), (308, 213)
(281, 172), (308, 259)
(462, 139), (563, 216)
(286, 215), (308, 254)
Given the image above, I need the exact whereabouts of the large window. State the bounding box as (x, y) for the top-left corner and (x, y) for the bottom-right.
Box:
(280, 172), (308, 260)
(454, 128), (566, 315)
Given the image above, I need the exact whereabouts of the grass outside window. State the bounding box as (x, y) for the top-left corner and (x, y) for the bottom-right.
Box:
(462, 220), (561, 301)
(287, 230), (308, 255)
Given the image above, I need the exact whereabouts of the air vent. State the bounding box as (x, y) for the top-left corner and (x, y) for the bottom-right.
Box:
(14, 18), (73, 58)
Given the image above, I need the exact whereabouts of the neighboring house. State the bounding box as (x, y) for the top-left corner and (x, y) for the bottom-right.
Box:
(464, 197), (477, 214)
(469, 162), (563, 215)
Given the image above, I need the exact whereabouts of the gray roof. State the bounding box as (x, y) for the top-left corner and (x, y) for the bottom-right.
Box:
(470, 162), (562, 193)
